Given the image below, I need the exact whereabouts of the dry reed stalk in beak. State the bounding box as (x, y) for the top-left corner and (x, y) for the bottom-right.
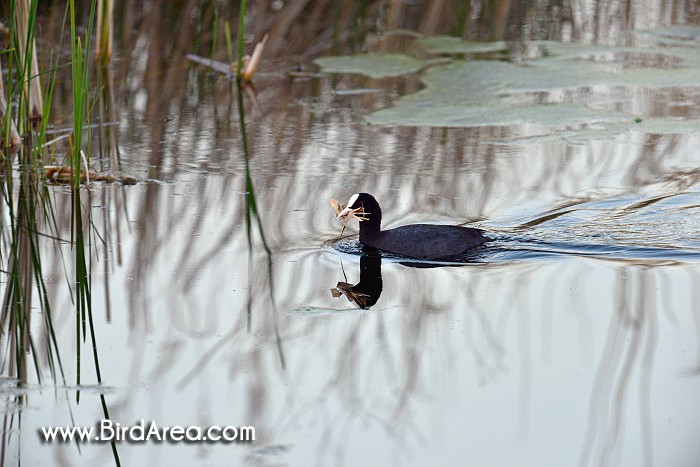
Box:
(330, 197), (369, 236)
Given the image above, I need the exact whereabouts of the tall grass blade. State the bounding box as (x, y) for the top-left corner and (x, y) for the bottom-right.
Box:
(224, 21), (234, 68)
(68, 1), (120, 464)
(0, 59), (22, 148)
(236, 0), (247, 81)
(96, 0), (114, 63)
(15, 0), (43, 128)
(236, 81), (284, 367)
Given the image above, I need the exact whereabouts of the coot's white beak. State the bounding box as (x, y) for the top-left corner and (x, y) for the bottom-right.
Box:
(336, 205), (353, 219)
(336, 193), (360, 220)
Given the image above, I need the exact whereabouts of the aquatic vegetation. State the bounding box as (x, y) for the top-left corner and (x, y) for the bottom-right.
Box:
(314, 28), (700, 133)
(367, 36), (700, 129)
(44, 165), (137, 185)
(417, 36), (508, 55)
(314, 53), (425, 78)
(186, 34), (268, 81)
(0, 1), (122, 464)
(95, 0), (114, 63)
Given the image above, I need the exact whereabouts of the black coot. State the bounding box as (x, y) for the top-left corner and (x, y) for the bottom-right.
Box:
(337, 193), (491, 259)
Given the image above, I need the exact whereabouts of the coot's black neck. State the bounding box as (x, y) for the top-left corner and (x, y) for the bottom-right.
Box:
(358, 197), (382, 241)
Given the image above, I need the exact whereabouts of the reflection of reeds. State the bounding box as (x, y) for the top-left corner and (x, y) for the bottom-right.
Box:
(0, 139), (68, 464)
(0, 164), (64, 385)
(235, 4), (285, 368)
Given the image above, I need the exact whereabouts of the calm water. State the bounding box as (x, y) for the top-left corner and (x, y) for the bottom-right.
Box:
(5, 2), (700, 466)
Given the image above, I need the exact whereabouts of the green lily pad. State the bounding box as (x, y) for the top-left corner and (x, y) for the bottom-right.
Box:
(506, 118), (700, 145)
(314, 53), (424, 78)
(418, 36), (508, 55)
(367, 30), (700, 129)
(628, 118), (700, 134)
(636, 25), (700, 47)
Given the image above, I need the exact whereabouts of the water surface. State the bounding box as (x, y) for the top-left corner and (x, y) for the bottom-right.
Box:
(4, 2), (700, 466)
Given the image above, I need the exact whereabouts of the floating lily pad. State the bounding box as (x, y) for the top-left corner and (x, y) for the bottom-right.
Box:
(417, 36), (508, 55)
(367, 31), (700, 129)
(628, 118), (700, 134)
(372, 101), (629, 128)
(333, 88), (382, 96)
(636, 25), (700, 47)
(506, 118), (700, 145)
(314, 53), (424, 78)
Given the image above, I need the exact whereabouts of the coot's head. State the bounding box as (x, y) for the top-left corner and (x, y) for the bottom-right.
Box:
(336, 193), (381, 223)
(336, 193), (382, 237)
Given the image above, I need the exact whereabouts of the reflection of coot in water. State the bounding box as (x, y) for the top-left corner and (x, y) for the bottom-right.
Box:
(337, 193), (491, 260)
(332, 252), (480, 308)
(332, 255), (383, 309)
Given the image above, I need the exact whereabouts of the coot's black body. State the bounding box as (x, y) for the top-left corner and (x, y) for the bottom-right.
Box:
(338, 193), (491, 260)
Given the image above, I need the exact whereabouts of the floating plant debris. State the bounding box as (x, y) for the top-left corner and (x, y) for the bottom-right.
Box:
(44, 166), (137, 185)
(187, 34), (268, 81)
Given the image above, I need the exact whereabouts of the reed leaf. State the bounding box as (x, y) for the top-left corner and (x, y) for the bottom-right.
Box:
(236, 0), (247, 81)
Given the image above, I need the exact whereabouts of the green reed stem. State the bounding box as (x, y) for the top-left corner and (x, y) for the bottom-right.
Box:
(210, 7), (219, 62)
(235, 76), (283, 367)
(0, 1), (57, 390)
(67, 2), (121, 464)
(224, 21), (234, 69)
(236, 0), (247, 81)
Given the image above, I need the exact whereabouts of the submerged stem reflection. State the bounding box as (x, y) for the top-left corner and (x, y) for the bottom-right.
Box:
(236, 77), (285, 370)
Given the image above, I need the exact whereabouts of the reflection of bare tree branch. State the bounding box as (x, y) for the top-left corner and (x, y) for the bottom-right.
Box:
(579, 269), (657, 467)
